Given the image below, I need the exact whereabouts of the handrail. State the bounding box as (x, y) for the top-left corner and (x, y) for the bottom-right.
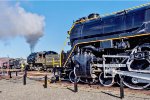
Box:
(52, 57), (60, 67)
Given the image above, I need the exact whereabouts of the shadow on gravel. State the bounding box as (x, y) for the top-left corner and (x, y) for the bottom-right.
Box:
(28, 77), (44, 81)
(0, 91), (2, 93)
(67, 87), (76, 92)
(101, 91), (120, 99)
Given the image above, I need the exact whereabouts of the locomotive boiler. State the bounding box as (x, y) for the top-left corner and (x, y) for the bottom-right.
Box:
(63, 3), (150, 89)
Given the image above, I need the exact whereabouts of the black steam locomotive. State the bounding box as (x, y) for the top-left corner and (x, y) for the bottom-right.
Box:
(27, 4), (150, 90)
(63, 4), (150, 89)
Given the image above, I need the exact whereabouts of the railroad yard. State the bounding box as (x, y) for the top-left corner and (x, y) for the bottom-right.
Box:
(0, 71), (150, 100)
(0, 1), (150, 100)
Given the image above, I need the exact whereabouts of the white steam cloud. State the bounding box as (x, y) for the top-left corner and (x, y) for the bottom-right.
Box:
(0, 2), (45, 52)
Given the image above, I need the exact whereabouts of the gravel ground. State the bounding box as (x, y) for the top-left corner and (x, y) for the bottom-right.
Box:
(0, 77), (150, 100)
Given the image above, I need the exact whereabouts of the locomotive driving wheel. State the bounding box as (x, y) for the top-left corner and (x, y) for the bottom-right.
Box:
(69, 70), (80, 83)
(122, 76), (150, 89)
(99, 72), (114, 86)
(123, 43), (150, 89)
(123, 59), (150, 89)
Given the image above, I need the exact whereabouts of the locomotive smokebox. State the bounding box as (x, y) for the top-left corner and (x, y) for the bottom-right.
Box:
(72, 52), (96, 78)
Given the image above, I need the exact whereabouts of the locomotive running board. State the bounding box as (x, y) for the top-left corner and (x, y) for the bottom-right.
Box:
(116, 70), (150, 81)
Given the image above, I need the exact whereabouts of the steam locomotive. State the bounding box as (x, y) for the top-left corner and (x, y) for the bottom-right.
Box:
(27, 3), (150, 90)
(63, 3), (150, 90)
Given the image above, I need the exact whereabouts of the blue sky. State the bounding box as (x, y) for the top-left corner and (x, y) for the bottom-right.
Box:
(0, 0), (149, 58)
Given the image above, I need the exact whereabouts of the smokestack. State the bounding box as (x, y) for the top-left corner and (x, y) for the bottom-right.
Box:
(30, 46), (34, 53)
(0, 2), (45, 51)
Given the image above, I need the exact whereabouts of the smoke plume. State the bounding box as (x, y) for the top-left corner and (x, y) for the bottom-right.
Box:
(0, 2), (45, 52)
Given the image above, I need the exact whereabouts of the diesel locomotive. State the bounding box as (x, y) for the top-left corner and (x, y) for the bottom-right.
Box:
(2, 58), (26, 69)
(27, 51), (62, 71)
(63, 3), (150, 89)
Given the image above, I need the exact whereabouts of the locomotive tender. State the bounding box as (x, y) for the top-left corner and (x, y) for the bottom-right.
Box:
(63, 3), (150, 89)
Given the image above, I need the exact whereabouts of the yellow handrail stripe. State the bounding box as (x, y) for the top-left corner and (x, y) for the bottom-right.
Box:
(63, 33), (150, 67)
(54, 63), (60, 64)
